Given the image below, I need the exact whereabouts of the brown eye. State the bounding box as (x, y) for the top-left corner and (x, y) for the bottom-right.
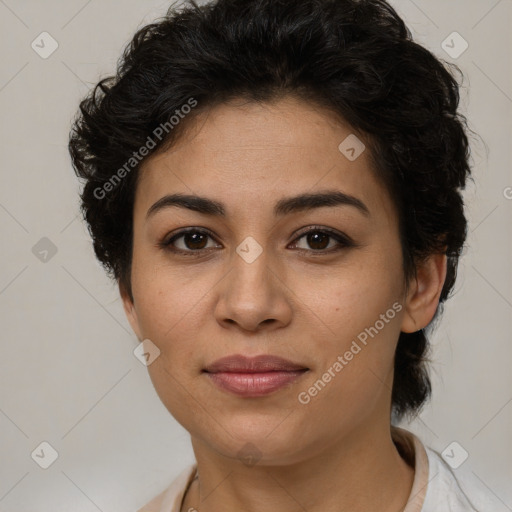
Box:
(161, 226), (353, 256)
(180, 232), (209, 250)
(163, 229), (220, 254)
(290, 227), (354, 253)
(304, 231), (331, 250)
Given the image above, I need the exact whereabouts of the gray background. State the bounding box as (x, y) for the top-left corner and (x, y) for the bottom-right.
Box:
(0, 0), (510, 510)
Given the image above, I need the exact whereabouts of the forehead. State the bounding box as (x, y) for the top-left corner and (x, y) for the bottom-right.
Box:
(135, 96), (396, 223)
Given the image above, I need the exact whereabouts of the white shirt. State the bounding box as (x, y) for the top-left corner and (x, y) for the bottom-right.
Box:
(137, 428), (501, 512)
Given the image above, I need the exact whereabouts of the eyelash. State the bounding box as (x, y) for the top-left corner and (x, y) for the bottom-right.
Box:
(159, 226), (355, 256)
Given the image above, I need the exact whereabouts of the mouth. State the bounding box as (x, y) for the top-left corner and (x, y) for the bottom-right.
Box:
(203, 354), (309, 397)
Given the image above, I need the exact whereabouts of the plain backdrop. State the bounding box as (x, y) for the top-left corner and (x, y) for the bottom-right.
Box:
(0, 0), (511, 510)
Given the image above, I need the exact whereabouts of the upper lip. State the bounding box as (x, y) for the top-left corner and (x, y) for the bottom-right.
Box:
(203, 354), (308, 373)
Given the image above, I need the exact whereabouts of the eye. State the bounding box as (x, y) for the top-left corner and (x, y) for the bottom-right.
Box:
(160, 226), (354, 256)
(289, 227), (354, 253)
(161, 228), (220, 254)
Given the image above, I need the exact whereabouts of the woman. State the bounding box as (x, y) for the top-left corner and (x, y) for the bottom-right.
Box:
(68, 0), (497, 510)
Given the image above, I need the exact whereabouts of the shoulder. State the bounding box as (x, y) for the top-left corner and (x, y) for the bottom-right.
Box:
(423, 445), (502, 512)
(137, 464), (197, 512)
(136, 488), (169, 512)
(393, 427), (504, 512)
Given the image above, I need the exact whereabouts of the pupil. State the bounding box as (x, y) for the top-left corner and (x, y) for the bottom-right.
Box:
(308, 232), (328, 250)
(186, 232), (207, 249)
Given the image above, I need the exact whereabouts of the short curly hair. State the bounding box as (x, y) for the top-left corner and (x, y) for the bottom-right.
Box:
(68, 0), (472, 419)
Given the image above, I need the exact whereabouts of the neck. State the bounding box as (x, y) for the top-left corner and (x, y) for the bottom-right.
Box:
(182, 422), (414, 512)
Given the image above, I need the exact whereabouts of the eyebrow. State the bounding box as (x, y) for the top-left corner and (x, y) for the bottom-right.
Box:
(146, 190), (370, 220)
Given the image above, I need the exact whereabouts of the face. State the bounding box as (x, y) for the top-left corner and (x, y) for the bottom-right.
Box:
(122, 96), (435, 465)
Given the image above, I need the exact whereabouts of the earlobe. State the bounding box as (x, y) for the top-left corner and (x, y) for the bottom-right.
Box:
(119, 281), (143, 341)
(400, 253), (447, 333)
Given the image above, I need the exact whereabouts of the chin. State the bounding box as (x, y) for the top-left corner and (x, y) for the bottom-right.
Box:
(194, 413), (315, 467)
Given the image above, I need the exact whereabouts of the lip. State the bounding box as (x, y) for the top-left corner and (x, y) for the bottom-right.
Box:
(204, 354), (308, 373)
(203, 354), (309, 397)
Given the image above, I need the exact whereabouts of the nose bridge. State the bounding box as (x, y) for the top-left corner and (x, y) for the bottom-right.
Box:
(215, 234), (292, 331)
(230, 235), (274, 304)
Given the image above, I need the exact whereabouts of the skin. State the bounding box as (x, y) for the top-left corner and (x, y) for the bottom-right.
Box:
(121, 96), (447, 512)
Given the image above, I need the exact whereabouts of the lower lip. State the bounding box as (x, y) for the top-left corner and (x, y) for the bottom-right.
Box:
(205, 370), (307, 397)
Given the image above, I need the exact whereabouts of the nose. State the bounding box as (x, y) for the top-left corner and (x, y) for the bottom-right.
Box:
(214, 248), (293, 333)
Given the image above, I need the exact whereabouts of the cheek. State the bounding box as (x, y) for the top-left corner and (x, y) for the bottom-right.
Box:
(293, 249), (405, 341)
(130, 248), (208, 336)
(129, 257), (221, 395)
(132, 284), (201, 356)
(292, 247), (405, 397)
(131, 277), (209, 426)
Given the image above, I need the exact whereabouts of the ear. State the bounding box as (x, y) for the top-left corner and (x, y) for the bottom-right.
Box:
(401, 252), (447, 333)
(119, 281), (143, 341)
